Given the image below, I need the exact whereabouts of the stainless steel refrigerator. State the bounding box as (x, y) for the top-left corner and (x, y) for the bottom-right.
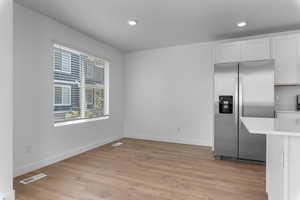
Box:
(214, 60), (274, 162)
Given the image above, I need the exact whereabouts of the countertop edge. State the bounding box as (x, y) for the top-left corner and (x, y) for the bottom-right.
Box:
(241, 117), (300, 137)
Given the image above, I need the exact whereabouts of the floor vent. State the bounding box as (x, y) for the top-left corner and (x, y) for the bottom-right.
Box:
(112, 142), (123, 147)
(20, 173), (47, 184)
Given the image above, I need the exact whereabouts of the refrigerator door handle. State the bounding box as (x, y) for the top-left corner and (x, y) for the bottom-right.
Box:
(234, 77), (239, 125)
(239, 77), (243, 118)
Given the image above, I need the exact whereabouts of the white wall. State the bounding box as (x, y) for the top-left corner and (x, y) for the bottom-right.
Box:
(124, 43), (214, 146)
(0, 0), (14, 199)
(13, 4), (124, 176)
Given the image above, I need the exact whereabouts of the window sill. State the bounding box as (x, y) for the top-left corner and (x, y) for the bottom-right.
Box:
(54, 115), (110, 127)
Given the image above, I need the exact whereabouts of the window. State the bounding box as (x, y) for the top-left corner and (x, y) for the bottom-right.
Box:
(53, 44), (109, 124)
(54, 85), (71, 106)
(86, 60), (95, 80)
(54, 47), (72, 73)
(86, 88), (94, 105)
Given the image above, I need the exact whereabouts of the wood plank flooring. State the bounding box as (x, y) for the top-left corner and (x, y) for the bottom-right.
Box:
(15, 138), (267, 200)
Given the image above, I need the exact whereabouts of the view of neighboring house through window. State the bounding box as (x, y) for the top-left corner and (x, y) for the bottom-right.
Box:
(53, 44), (109, 123)
(54, 85), (71, 106)
(54, 48), (72, 73)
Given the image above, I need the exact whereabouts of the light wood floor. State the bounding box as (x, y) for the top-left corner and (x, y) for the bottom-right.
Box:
(15, 138), (267, 200)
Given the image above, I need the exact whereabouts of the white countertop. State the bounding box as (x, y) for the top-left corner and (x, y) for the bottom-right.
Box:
(241, 117), (300, 137)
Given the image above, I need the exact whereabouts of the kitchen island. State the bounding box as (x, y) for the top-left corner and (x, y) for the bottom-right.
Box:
(241, 117), (300, 200)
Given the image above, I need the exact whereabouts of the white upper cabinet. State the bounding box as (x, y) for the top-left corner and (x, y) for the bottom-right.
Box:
(273, 35), (300, 85)
(215, 42), (241, 63)
(240, 38), (271, 61)
(215, 38), (271, 64)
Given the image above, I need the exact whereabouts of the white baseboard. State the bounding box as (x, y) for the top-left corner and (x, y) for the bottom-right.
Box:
(14, 136), (123, 177)
(126, 135), (212, 147)
(0, 190), (15, 200)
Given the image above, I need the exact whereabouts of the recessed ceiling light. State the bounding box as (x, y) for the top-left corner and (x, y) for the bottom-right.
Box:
(128, 19), (138, 26)
(237, 21), (247, 28)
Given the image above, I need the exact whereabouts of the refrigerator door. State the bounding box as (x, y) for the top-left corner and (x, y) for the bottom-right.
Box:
(214, 63), (239, 158)
(238, 60), (274, 161)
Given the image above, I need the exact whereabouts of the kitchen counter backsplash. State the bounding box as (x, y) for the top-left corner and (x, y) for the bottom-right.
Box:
(275, 86), (300, 111)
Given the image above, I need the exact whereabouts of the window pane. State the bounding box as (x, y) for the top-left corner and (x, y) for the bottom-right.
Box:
(86, 88), (94, 105)
(94, 66), (104, 83)
(86, 60), (94, 80)
(54, 85), (80, 122)
(54, 48), (71, 73)
(85, 85), (104, 119)
(61, 51), (71, 73)
(55, 86), (62, 105)
(84, 58), (105, 119)
(62, 87), (71, 105)
(54, 48), (62, 71)
(94, 88), (105, 116)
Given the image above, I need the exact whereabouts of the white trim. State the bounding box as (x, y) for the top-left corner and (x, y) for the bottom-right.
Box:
(54, 68), (72, 74)
(54, 80), (76, 85)
(80, 55), (86, 118)
(54, 115), (110, 127)
(14, 136), (122, 177)
(104, 62), (110, 115)
(54, 110), (74, 114)
(126, 135), (212, 147)
(54, 84), (72, 106)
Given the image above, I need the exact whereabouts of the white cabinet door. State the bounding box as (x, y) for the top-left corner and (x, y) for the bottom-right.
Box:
(288, 137), (300, 200)
(240, 38), (271, 61)
(215, 42), (240, 63)
(273, 35), (300, 85)
(267, 135), (284, 200)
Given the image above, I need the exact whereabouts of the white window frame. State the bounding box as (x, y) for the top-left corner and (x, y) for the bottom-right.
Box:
(54, 84), (72, 106)
(103, 61), (110, 116)
(53, 43), (110, 126)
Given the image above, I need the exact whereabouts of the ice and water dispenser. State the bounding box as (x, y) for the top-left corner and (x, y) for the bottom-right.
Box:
(219, 96), (233, 114)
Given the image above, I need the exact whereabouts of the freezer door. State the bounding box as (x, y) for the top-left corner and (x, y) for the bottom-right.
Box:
(238, 60), (274, 161)
(214, 63), (239, 158)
